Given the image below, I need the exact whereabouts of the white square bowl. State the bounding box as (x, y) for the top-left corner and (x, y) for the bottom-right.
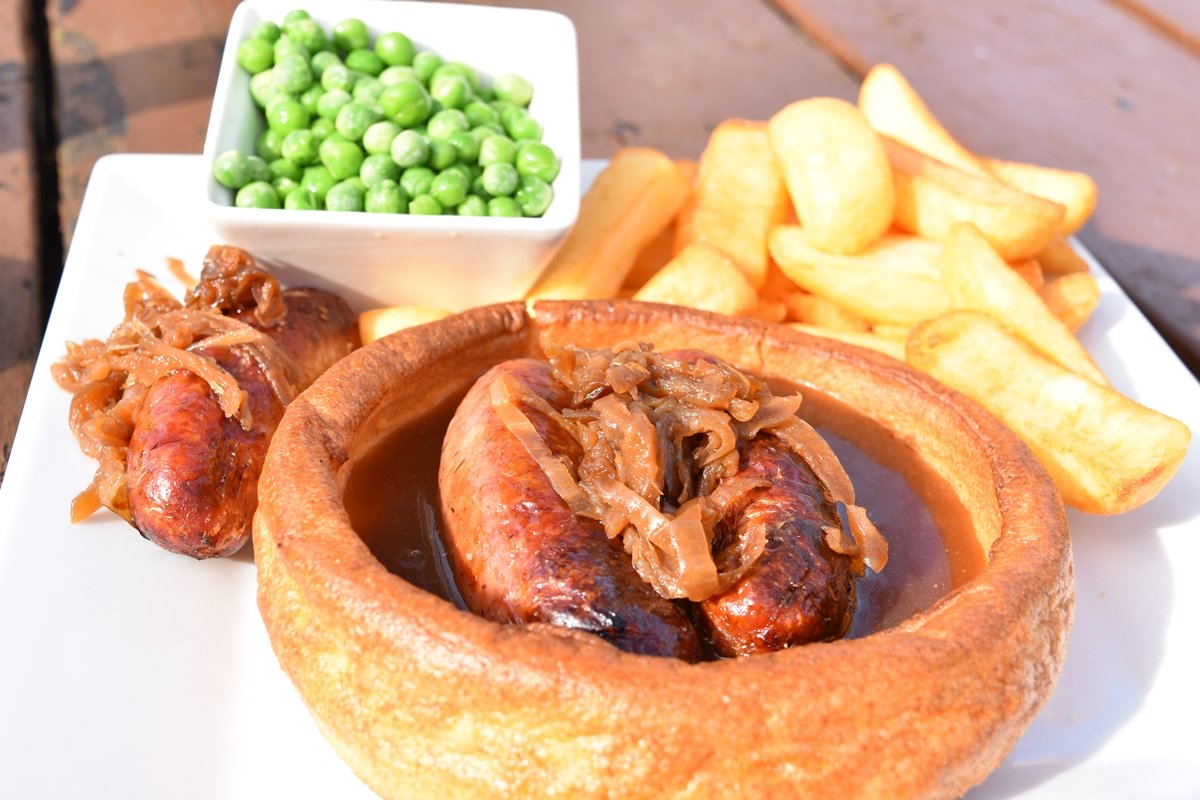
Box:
(202, 0), (580, 312)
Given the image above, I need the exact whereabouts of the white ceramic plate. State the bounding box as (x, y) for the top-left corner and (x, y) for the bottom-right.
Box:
(1, 154), (1197, 799)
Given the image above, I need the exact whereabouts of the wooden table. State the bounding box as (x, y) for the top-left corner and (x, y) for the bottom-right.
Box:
(3, 0), (1199, 483)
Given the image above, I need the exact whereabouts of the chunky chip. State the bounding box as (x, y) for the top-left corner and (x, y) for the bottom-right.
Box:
(768, 98), (894, 255)
(906, 310), (1190, 515)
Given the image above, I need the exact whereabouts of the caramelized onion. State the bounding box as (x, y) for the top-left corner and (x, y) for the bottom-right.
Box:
(53, 247), (297, 522)
(491, 343), (888, 602)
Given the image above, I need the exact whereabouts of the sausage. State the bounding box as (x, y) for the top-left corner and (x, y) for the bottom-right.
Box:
(698, 436), (857, 656)
(125, 288), (359, 558)
(439, 359), (703, 661)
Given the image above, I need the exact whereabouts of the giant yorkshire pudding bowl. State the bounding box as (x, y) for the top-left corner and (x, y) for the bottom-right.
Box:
(254, 300), (1073, 799)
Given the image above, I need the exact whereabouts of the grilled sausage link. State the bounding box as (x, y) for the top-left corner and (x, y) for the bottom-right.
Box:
(699, 436), (857, 656)
(439, 359), (703, 661)
(125, 288), (358, 558)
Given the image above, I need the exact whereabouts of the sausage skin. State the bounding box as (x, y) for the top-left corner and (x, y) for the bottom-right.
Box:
(125, 288), (358, 558)
(439, 359), (703, 661)
(699, 436), (857, 656)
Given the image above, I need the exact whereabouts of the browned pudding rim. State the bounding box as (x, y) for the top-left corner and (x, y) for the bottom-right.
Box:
(254, 299), (1074, 798)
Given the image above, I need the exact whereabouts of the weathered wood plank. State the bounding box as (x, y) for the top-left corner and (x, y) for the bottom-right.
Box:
(0, 0), (40, 484)
(47, 0), (241, 246)
(440, 0), (861, 159)
(772, 0), (1200, 377)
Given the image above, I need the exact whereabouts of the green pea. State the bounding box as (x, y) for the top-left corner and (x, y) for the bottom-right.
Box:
(281, 128), (320, 165)
(441, 163), (472, 184)
(309, 117), (336, 142)
(321, 63), (356, 93)
(487, 196), (521, 217)
(365, 179), (407, 213)
(446, 130), (480, 164)
(319, 137), (365, 180)
(426, 108), (469, 140)
(408, 193), (442, 215)
(375, 31), (415, 67)
(269, 157), (303, 181)
(479, 135), (516, 167)
(469, 123), (505, 144)
(335, 101), (381, 141)
(379, 65), (417, 86)
(235, 181), (281, 209)
(299, 84), (325, 115)
(481, 162), (518, 197)
(444, 61), (480, 90)
(427, 137), (457, 171)
(310, 50), (342, 79)
(430, 74), (470, 110)
(256, 128), (284, 162)
(346, 48), (384, 77)
(363, 120), (401, 155)
(400, 166), (435, 198)
(274, 53), (313, 94)
(266, 97), (310, 135)
(250, 20), (281, 43)
(283, 9), (311, 24)
(470, 173), (491, 200)
(316, 88), (352, 120)
(494, 73), (533, 107)
(212, 149), (253, 189)
(273, 176), (299, 198)
(515, 141), (559, 183)
(283, 18), (326, 54)
(352, 76), (384, 105)
(378, 80), (432, 127)
(324, 178), (365, 211)
(249, 70), (283, 108)
(246, 155), (271, 182)
(273, 36), (309, 64)
(428, 169), (469, 208)
(514, 175), (552, 217)
(360, 153), (400, 188)
(237, 38), (274, 74)
(302, 165), (336, 203)
(332, 18), (369, 53)
(390, 129), (429, 168)
(285, 188), (320, 210)
(456, 195), (488, 216)
(502, 107), (542, 141)
(464, 100), (500, 128)
(412, 51), (442, 84)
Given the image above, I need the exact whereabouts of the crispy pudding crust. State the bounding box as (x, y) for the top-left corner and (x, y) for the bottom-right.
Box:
(254, 300), (1073, 800)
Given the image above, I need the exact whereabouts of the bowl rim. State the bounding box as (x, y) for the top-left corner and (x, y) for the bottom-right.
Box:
(255, 299), (1075, 799)
(201, 0), (582, 233)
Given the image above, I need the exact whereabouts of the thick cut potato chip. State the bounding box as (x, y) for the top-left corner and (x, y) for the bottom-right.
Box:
(858, 63), (990, 178)
(937, 223), (1107, 385)
(623, 220), (678, 291)
(906, 310), (1190, 514)
(1007, 258), (1045, 292)
(633, 242), (757, 317)
(675, 121), (786, 289)
(985, 157), (1098, 235)
(528, 148), (690, 300)
(359, 306), (452, 345)
(769, 226), (951, 324)
(1042, 272), (1102, 332)
(783, 290), (871, 332)
(788, 323), (906, 360)
(885, 137), (1064, 261)
(768, 98), (894, 255)
(1035, 234), (1090, 275)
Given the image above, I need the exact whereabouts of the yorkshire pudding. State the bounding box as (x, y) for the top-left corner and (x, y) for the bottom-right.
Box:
(254, 300), (1073, 799)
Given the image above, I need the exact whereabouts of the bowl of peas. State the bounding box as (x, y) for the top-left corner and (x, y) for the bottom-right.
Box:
(202, 0), (580, 312)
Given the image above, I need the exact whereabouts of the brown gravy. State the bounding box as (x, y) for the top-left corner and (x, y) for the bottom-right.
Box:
(343, 384), (985, 644)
